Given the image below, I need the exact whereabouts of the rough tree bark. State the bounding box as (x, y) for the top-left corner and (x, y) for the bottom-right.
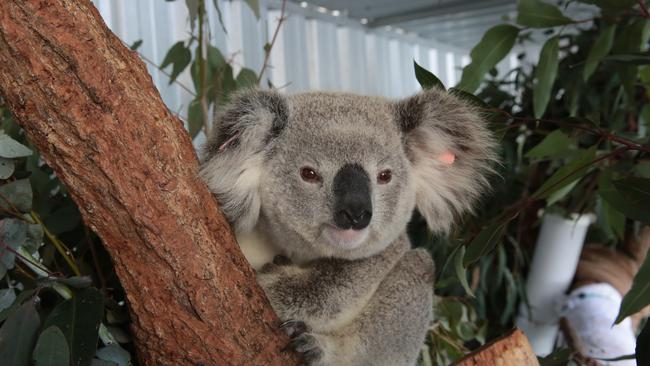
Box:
(0, 1), (300, 365)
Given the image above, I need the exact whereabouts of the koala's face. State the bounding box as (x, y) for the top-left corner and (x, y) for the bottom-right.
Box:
(200, 89), (498, 262)
(258, 94), (417, 260)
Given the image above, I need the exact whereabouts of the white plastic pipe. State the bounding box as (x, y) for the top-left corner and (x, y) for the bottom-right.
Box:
(516, 212), (594, 356)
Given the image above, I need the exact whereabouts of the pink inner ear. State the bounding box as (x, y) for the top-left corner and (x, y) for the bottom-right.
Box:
(437, 150), (455, 165)
(218, 130), (241, 152)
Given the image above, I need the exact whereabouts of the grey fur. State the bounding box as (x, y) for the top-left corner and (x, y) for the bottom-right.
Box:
(200, 88), (498, 365)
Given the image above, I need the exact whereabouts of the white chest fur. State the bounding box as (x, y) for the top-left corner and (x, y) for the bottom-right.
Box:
(236, 230), (282, 270)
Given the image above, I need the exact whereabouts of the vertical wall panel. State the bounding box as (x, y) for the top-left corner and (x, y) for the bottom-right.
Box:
(92, 0), (476, 112)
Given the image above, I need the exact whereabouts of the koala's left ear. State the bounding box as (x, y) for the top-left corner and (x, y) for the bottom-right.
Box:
(200, 89), (289, 234)
(394, 89), (499, 233)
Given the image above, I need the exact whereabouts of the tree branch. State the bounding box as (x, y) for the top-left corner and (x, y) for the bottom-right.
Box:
(0, 1), (300, 364)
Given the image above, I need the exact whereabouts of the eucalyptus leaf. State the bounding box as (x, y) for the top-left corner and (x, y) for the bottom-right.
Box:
(599, 171), (650, 224)
(185, 0), (199, 30)
(33, 326), (70, 366)
(616, 249), (650, 323)
(160, 41), (192, 84)
(243, 0), (260, 19)
(538, 348), (572, 366)
(517, 0), (575, 28)
(457, 25), (519, 93)
(236, 68), (258, 88)
(129, 40), (143, 51)
(0, 300), (40, 366)
(24, 223), (44, 253)
(533, 36), (559, 119)
(525, 130), (574, 160)
(454, 246), (474, 297)
(584, 25), (617, 81)
(0, 218), (28, 271)
(0, 157), (14, 179)
(43, 288), (105, 366)
(463, 222), (506, 266)
(0, 288), (16, 312)
(0, 289), (36, 322)
(187, 99), (203, 138)
(0, 178), (33, 213)
(0, 131), (32, 158)
(637, 320), (650, 365)
(611, 19), (650, 99)
(533, 147), (596, 200)
(95, 345), (131, 366)
(602, 53), (650, 65)
(414, 61), (445, 90)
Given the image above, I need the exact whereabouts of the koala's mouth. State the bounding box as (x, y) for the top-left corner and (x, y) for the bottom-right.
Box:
(321, 225), (370, 250)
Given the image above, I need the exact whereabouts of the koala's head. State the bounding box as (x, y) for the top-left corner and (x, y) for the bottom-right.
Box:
(200, 89), (498, 261)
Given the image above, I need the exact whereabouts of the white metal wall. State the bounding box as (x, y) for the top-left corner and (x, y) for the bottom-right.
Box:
(91, 0), (502, 118)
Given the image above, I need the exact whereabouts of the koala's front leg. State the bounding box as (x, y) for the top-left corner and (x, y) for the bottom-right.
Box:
(292, 249), (435, 366)
(257, 237), (409, 332)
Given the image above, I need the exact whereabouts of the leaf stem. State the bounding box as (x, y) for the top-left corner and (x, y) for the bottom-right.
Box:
(30, 211), (81, 276)
(257, 0), (287, 85)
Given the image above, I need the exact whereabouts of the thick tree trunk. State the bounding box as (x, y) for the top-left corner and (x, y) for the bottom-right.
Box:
(0, 1), (300, 365)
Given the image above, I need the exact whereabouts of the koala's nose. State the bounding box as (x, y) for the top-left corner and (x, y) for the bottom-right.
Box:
(332, 164), (372, 230)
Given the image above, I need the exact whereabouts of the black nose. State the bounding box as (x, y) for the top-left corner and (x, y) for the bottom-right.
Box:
(333, 164), (372, 230)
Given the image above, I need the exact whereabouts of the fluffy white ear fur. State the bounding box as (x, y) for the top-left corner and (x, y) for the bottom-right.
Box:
(199, 89), (288, 233)
(394, 89), (499, 233)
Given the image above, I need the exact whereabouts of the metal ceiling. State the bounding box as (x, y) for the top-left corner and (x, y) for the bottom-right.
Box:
(295, 0), (518, 49)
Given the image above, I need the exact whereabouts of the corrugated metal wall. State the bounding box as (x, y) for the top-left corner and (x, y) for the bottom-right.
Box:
(91, 0), (513, 117)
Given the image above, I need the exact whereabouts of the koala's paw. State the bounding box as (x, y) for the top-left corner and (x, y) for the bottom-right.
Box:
(287, 332), (326, 365)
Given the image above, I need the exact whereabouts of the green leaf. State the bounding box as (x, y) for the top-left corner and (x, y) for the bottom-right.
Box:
(463, 222), (506, 266)
(43, 288), (105, 366)
(578, 0), (636, 10)
(599, 171), (650, 224)
(517, 0), (575, 28)
(454, 246), (474, 297)
(533, 36), (559, 119)
(0, 300), (40, 366)
(637, 320), (650, 365)
(616, 249), (650, 323)
(538, 348), (572, 366)
(243, 0), (260, 19)
(457, 25), (519, 93)
(129, 40), (143, 51)
(525, 130), (574, 159)
(207, 46), (226, 70)
(0, 157), (14, 179)
(185, 0), (199, 30)
(236, 68), (258, 89)
(187, 99), (203, 138)
(33, 326), (71, 366)
(602, 52), (650, 65)
(583, 24), (617, 81)
(211, 0), (228, 34)
(414, 61), (445, 90)
(0, 131), (32, 158)
(0, 289), (16, 312)
(611, 19), (650, 99)
(0, 289), (35, 322)
(0, 218), (28, 273)
(41, 276), (93, 289)
(95, 345), (131, 366)
(24, 223), (44, 253)
(0, 178), (33, 213)
(160, 41), (192, 84)
(601, 197), (625, 240)
(546, 178), (579, 207)
(533, 147), (596, 200)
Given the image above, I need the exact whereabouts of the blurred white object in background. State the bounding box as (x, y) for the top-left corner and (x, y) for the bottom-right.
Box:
(516, 213), (595, 356)
(559, 283), (636, 366)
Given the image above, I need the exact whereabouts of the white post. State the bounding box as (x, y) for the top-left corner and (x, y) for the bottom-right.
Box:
(516, 213), (594, 356)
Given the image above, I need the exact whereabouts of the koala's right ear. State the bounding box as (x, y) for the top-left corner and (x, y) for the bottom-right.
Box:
(200, 89), (289, 233)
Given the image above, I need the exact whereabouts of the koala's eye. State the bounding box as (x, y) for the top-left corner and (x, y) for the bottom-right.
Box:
(377, 170), (392, 184)
(300, 167), (321, 183)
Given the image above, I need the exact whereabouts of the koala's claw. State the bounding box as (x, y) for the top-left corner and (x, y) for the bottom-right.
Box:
(289, 333), (324, 363)
(280, 319), (310, 337)
(273, 255), (292, 266)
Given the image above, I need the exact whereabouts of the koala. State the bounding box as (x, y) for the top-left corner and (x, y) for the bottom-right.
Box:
(200, 88), (498, 365)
